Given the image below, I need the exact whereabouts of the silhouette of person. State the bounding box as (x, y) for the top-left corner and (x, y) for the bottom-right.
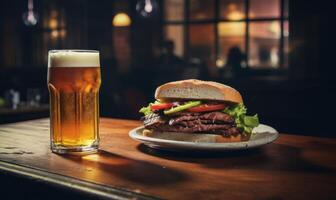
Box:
(155, 40), (185, 84)
(159, 40), (184, 70)
(223, 46), (246, 78)
(259, 47), (271, 66)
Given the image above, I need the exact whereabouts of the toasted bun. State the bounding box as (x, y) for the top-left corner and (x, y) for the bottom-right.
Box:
(155, 79), (243, 103)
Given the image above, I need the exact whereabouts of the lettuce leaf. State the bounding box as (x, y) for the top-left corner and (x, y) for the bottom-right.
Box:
(243, 114), (259, 127)
(223, 103), (247, 118)
(139, 101), (162, 116)
(139, 103), (153, 116)
(223, 103), (259, 134)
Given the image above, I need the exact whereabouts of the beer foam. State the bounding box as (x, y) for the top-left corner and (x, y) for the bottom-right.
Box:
(48, 50), (100, 68)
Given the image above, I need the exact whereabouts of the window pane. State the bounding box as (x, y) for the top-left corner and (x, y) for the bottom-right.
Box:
(218, 22), (246, 68)
(189, 24), (215, 66)
(249, 21), (280, 68)
(164, 0), (184, 21)
(220, 0), (245, 20)
(249, 0), (280, 18)
(283, 20), (289, 68)
(189, 0), (215, 20)
(164, 25), (184, 57)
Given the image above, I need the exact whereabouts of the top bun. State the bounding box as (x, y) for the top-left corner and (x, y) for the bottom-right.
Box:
(155, 79), (243, 103)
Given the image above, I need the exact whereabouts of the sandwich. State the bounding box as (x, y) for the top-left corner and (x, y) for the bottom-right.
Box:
(139, 79), (259, 142)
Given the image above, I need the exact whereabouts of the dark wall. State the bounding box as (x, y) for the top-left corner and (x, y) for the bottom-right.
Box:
(290, 1), (336, 79)
(286, 0), (336, 136)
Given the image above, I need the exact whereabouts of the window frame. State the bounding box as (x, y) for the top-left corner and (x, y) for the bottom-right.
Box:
(162, 0), (289, 70)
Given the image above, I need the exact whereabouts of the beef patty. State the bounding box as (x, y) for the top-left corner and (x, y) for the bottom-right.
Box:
(143, 111), (241, 136)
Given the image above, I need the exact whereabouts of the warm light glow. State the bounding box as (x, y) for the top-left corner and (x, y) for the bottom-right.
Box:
(216, 58), (226, 68)
(269, 21), (281, 38)
(219, 22), (245, 37)
(51, 30), (58, 38)
(227, 11), (244, 20)
(82, 154), (100, 162)
(112, 13), (131, 27)
(59, 29), (66, 38)
(81, 154), (130, 166)
(49, 18), (58, 29)
(226, 3), (244, 20)
(270, 47), (279, 67)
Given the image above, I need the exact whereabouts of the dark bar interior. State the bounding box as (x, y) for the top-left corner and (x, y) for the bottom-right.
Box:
(1, 0), (335, 136)
(1, 0), (336, 199)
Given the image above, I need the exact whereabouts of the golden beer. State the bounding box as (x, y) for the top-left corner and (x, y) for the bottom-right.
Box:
(48, 50), (101, 154)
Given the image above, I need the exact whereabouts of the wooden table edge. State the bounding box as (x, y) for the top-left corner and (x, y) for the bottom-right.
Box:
(0, 160), (161, 200)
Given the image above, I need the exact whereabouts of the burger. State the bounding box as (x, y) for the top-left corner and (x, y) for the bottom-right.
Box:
(139, 79), (259, 142)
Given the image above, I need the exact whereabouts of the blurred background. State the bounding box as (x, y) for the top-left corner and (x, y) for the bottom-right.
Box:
(0, 0), (335, 137)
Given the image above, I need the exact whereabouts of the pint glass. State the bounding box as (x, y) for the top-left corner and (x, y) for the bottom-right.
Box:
(48, 50), (101, 154)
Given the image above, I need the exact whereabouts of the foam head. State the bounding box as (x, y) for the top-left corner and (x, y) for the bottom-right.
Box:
(48, 50), (100, 68)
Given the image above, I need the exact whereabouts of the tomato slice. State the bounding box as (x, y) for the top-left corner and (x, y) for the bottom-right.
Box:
(187, 104), (227, 112)
(150, 103), (175, 111)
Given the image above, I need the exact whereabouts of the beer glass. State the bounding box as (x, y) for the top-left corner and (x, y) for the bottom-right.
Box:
(48, 50), (101, 154)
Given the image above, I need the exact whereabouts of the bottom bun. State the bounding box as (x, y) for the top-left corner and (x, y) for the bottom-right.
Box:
(215, 133), (250, 142)
(142, 129), (250, 143)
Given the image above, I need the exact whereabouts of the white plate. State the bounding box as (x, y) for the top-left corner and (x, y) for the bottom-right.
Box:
(129, 124), (278, 151)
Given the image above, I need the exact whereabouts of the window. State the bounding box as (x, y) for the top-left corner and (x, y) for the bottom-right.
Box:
(163, 0), (289, 70)
(164, 25), (185, 57)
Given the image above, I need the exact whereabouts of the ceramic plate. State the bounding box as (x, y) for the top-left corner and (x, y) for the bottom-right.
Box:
(129, 124), (278, 151)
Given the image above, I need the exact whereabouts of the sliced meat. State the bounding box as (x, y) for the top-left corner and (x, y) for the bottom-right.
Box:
(168, 112), (201, 117)
(199, 112), (234, 123)
(152, 123), (240, 135)
(142, 111), (241, 136)
(169, 111), (234, 125)
(179, 119), (229, 125)
(169, 115), (199, 125)
(143, 113), (165, 127)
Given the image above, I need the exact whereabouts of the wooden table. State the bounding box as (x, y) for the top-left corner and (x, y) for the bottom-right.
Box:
(0, 118), (336, 199)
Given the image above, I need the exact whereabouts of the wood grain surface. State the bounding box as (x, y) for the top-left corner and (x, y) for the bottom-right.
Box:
(0, 118), (336, 200)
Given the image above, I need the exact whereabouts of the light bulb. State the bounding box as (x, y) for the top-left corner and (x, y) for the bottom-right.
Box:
(22, 0), (38, 26)
(136, 0), (158, 18)
(22, 11), (38, 26)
